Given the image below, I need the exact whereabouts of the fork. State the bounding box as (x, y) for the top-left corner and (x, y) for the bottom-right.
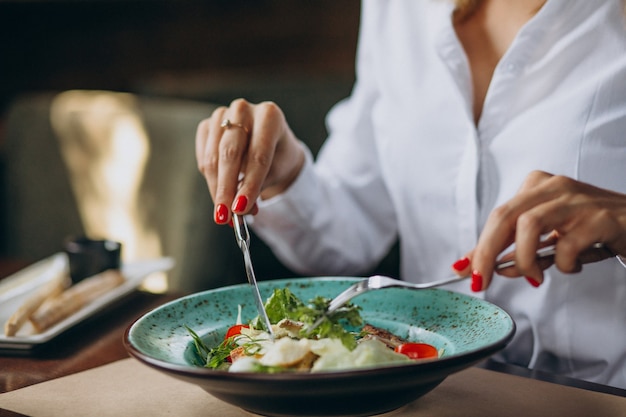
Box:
(306, 242), (612, 333)
(304, 274), (467, 334)
(319, 274), (468, 322)
(232, 213), (275, 338)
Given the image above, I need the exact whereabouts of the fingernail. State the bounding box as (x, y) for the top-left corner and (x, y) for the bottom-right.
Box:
(471, 270), (483, 292)
(233, 195), (248, 213)
(452, 257), (470, 272)
(214, 204), (229, 224)
(525, 276), (542, 288)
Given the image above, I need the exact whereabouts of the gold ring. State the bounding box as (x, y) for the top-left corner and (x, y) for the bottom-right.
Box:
(221, 118), (249, 135)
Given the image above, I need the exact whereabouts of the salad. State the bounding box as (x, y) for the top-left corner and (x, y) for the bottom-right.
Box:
(187, 288), (440, 373)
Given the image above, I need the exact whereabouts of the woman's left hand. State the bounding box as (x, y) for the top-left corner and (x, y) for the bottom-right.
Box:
(451, 171), (626, 291)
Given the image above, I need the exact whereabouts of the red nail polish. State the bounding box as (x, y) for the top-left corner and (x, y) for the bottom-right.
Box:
(471, 270), (483, 292)
(452, 257), (470, 272)
(233, 195), (248, 213)
(525, 276), (541, 288)
(214, 204), (229, 224)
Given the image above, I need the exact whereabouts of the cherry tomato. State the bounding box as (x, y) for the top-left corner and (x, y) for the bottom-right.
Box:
(225, 324), (249, 339)
(395, 343), (438, 360)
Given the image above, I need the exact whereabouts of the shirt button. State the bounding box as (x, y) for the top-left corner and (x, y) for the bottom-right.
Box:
(505, 62), (520, 74)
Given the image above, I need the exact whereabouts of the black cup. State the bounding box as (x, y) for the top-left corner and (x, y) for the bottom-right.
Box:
(64, 237), (122, 283)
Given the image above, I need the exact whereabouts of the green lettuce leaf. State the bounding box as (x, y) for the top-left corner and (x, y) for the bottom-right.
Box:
(257, 288), (363, 350)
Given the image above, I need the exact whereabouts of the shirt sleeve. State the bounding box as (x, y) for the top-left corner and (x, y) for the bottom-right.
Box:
(250, 1), (398, 276)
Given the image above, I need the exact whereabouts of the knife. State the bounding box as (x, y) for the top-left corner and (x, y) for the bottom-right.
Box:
(232, 213), (275, 339)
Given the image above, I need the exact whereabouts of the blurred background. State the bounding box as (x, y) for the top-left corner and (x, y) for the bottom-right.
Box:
(0, 0), (360, 113)
(0, 0), (398, 293)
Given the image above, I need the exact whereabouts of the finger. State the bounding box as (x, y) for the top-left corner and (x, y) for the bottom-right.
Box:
(195, 117), (211, 175)
(197, 106), (227, 202)
(214, 100), (253, 223)
(511, 177), (618, 277)
(495, 235), (558, 278)
(451, 251), (472, 276)
(511, 205), (552, 282)
(575, 243), (615, 264)
(552, 211), (616, 272)
(471, 171), (556, 290)
(515, 177), (588, 275)
(515, 183), (608, 274)
(449, 222), (555, 279)
(471, 202), (524, 291)
(232, 102), (283, 214)
(517, 170), (553, 190)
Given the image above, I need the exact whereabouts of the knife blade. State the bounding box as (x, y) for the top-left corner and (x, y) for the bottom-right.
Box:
(232, 213), (275, 339)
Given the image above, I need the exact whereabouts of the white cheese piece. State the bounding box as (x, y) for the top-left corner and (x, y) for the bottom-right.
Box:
(259, 337), (311, 367)
(229, 356), (261, 372)
(311, 339), (409, 372)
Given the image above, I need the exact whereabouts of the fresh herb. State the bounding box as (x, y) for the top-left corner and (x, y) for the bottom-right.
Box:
(260, 287), (307, 324)
(207, 338), (239, 369)
(185, 325), (238, 369)
(299, 295), (362, 350)
(185, 325), (210, 364)
(237, 333), (265, 356)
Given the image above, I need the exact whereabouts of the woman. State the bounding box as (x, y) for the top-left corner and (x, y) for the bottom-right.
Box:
(196, 0), (626, 387)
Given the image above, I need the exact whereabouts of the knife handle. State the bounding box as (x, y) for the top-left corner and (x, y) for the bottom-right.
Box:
(495, 242), (614, 270)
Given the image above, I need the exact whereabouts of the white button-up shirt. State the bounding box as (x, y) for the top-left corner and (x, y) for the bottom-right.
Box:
(252, 0), (626, 388)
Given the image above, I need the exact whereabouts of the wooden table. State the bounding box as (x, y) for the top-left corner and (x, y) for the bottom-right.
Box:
(1, 260), (624, 417)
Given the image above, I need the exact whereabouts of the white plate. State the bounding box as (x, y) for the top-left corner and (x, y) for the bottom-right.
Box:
(0, 253), (174, 351)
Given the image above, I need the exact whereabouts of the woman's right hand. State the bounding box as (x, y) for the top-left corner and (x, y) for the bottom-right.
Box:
(195, 99), (306, 225)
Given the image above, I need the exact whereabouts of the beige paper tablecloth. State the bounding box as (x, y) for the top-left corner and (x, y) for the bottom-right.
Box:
(1, 358), (625, 417)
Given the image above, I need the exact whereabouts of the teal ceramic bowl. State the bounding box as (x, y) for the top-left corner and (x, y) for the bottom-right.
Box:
(125, 277), (515, 417)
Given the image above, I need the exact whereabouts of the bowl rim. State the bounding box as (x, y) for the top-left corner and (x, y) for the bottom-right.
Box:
(124, 276), (516, 380)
